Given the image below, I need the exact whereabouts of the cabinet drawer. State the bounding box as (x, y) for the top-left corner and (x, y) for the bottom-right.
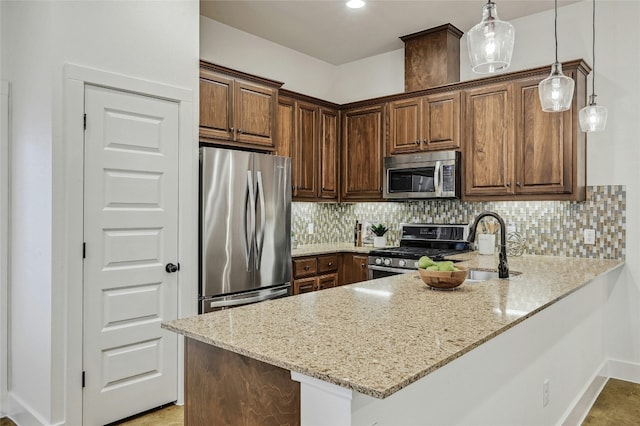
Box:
(317, 273), (338, 291)
(293, 257), (317, 278)
(317, 255), (338, 273)
(293, 277), (317, 295)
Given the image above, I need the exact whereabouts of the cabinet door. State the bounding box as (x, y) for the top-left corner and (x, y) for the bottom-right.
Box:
(464, 83), (515, 197)
(514, 77), (573, 195)
(388, 98), (421, 154)
(200, 72), (233, 141)
(318, 108), (339, 200)
(293, 277), (317, 295)
(294, 101), (319, 199)
(342, 253), (369, 285)
(234, 81), (276, 148)
(317, 273), (338, 291)
(422, 91), (460, 151)
(275, 96), (295, 158)
(341, 105), (384, 201)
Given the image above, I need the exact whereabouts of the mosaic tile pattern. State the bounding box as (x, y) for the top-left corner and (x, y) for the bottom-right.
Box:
(291, 186), (626, 260)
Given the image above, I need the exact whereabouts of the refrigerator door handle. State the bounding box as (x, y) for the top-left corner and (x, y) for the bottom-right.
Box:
(205, 287), (289, 310)
(244, 170), (255, 271)
(255, 171), (266, 269)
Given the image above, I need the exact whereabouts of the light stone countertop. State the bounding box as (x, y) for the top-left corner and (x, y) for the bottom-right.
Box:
(291, 242), (375, 257)
(163, 254), (624, 399)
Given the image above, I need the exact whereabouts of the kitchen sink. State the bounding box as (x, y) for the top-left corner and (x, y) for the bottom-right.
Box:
(465, 269), (521, 282)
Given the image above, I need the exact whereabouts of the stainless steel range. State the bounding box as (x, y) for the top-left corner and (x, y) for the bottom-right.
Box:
(368, 223), (471, 279)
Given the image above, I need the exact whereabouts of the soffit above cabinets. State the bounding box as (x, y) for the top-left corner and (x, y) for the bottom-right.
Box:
(200, 0), (581, 66)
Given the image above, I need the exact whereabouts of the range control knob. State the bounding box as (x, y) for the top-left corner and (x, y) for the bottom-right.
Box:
(384, 258), (392, 266)
(375, 258), (383, 265)
(398, 259), (406, 267)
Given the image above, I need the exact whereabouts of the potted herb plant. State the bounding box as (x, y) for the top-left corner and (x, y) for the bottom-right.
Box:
(370, 223), (389, 248)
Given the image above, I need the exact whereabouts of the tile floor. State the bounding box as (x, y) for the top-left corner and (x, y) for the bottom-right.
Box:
(1, 378), (638, 425)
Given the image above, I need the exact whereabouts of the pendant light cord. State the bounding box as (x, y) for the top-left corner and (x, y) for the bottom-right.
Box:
(554, 0), (559, 63)
(592, 0), (596, 98)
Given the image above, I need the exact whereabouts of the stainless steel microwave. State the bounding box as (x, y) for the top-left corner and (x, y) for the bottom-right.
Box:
(383, 151), (461, 199)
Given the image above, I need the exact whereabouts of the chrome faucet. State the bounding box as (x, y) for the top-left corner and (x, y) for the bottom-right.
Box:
(467, 211), (509, 279)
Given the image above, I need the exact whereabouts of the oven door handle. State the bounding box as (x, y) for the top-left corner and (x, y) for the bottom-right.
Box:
(368, 265), (416, 274)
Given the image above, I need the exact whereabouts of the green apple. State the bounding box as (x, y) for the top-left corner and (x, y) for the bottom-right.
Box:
(418, 256), (435, 269)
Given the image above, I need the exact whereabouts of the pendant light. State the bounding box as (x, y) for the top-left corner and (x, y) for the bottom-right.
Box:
(467, 0), (515, 74)
(538, 0), (574, 112)
(579, 0), (608, 132)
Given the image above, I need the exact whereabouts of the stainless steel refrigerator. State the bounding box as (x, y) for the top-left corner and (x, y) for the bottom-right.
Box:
(199, 147), (291, 313)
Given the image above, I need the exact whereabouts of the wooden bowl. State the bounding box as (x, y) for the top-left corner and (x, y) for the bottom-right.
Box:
(417, 264), (469, 289)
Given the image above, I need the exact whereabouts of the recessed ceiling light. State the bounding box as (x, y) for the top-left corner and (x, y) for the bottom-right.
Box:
(346, 0), (365, 9)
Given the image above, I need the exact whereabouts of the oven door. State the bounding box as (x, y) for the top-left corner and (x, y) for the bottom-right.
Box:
(368, 265), (415, 280)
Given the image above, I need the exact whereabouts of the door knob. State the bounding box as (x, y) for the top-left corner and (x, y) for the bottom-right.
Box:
(165, 263), (180, 273)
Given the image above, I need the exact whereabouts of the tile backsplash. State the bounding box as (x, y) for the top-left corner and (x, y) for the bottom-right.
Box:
(291, 185), (625, 260)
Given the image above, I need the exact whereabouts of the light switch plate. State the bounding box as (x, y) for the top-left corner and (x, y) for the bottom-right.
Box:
(584, 229), (596, 245)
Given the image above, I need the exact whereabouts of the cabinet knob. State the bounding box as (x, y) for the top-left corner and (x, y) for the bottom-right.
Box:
(328, 262), (333, 266)
(304, 265), (310, 271)
(415, 140), (420, 145)
(361, 263), (366, 268)
(506, 182), (511, 187)
(379, 187), (383, 192)
(423, 139), (428, 144)
(229, 127), (234, 133)
(516, 182), (522, 187)
(238, 128), (243, 134)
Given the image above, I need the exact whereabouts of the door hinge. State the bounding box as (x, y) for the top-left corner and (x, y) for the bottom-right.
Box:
(82, 371), (85, 388)
(83, 242), (86, 259)
(83, 114), (87, 130)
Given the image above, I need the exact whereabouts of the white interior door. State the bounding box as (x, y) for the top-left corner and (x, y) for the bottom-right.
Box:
(83, 84), (179, 425)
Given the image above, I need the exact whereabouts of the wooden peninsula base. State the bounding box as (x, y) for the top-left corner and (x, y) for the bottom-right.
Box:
(184, 338), (300, 425)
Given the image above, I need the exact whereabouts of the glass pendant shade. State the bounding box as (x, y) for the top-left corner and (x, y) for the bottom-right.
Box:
(538, 62), (575, 112)
(579, 97), (608, 132)
(467, 1), (515, 74)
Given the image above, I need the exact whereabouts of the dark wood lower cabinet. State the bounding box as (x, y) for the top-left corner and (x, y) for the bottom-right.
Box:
(185, 338), (300, 426)
(341, 253), (369, 285)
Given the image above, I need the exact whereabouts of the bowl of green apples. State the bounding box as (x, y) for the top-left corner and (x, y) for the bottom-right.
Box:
(417, 256), (468, 289)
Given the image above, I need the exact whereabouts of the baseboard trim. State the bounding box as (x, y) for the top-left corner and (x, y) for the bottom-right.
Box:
(561, 359), (640, 426)
(6, 392), (61, 426)
(604, 359), (640, 383)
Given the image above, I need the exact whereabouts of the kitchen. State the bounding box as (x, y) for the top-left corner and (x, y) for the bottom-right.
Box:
(1, 1), (638, 425)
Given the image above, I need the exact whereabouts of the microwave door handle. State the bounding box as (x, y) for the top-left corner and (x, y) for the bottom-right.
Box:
(434, 161), (442, 196)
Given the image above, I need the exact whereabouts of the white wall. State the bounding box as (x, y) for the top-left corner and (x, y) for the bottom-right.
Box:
(200, 16), (337, 101)
(1, 1), (199, 424)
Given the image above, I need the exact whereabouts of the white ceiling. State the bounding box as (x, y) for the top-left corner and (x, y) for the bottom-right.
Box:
(200, 0), (581, 65)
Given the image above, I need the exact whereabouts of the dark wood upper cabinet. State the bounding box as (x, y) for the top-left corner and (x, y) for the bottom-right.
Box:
(422, 91), (460, 151)
(388, 91), (460, 155)
(514, 75), (574, 196)
(294, 101), (319, 199)
(199, 74), (233, 141)
(464, 83), (515, 197)
(319, 108), (339, 200)
(275, 97), (294, 158)
(341, 105), (384, 201)
(464, 61), (587, 201)
(199, 61), (282, 151)
(277, 91), (339, 202)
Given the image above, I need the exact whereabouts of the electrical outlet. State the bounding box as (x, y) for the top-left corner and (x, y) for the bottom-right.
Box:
(308, 223), (314, 235)
(543, 379), (550, 407)
(584, 229), (596, 245)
